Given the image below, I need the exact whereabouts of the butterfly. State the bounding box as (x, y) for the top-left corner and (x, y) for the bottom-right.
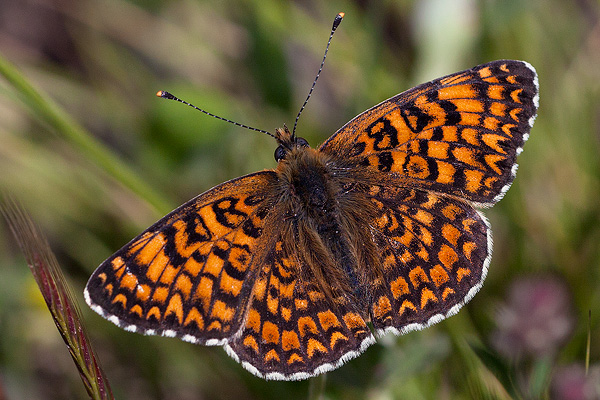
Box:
(85, 19), (538, 380)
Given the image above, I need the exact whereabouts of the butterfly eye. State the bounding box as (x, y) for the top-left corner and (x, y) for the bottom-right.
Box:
(274, 145), (287, 162)
(296, 137), (309, 148)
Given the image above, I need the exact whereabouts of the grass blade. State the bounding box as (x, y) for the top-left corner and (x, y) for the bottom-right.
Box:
(1, 196), (114, 400)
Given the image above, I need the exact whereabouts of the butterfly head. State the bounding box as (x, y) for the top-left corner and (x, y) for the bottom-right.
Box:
(274, 125), (310, 162)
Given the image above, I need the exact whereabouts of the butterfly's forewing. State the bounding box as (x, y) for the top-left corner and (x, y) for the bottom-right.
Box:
(85, 172), (278, 345)
(320, 60), (539, 206)
(360, 183), (490, 336)
(224, 233), (374, 380)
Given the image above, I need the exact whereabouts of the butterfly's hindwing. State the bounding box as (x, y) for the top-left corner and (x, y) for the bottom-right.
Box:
(225, 233), (375, 380)
(362, 184), (491, 335)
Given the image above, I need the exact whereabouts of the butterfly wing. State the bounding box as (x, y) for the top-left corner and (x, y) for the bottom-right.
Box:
(361, 183), (491, 336)
(85, 171), (279, 345)
(225, 232), (375, 380)
(319, 60), (539, 206)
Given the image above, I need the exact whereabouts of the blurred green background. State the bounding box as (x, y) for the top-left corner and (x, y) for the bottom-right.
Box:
(1, 0), (599, 399)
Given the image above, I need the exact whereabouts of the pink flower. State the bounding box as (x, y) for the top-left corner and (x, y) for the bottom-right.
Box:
(491, 276), (574, 359)
(551, 364), (600, 400)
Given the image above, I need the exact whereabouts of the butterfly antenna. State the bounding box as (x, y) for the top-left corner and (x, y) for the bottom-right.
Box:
(156, 90), (276, 139)
(291, 12), (344, 139)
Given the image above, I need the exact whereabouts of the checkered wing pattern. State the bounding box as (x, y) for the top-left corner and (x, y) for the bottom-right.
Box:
(363, 184), (491, 336)
(85, 172), (278, 345)
(320, 60), (539, 206)
(225, 235), (375, 380)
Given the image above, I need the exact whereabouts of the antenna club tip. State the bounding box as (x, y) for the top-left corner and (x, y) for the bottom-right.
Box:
(333, 12), (344, 30)
(157, 90), (175, 100)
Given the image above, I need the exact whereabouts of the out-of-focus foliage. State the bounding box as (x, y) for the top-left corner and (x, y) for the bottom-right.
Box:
(0, 0), (599, 399)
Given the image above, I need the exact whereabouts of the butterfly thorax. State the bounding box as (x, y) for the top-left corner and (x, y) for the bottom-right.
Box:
(278, 148), (330, 207)
(273, 126), (336, 218)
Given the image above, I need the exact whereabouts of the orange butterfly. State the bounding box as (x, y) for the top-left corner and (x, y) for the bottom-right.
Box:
(85, 14), (539, 381)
